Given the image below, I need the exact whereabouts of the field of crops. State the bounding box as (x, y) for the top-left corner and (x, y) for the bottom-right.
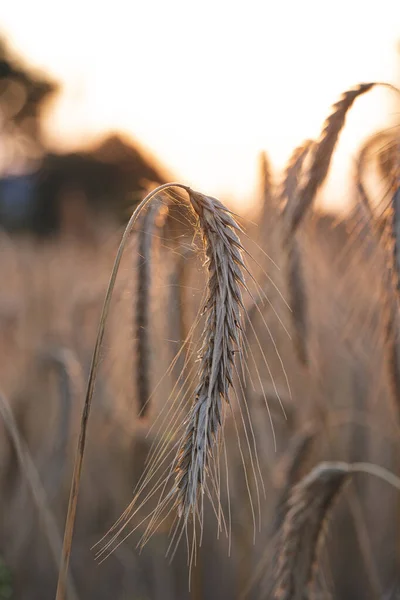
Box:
(1, 83), (400, 600)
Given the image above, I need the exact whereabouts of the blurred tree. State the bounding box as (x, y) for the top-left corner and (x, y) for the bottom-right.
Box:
(33, 135), (169, 236)
(0, 37), (169, 237)
(0, 37), (58, 173)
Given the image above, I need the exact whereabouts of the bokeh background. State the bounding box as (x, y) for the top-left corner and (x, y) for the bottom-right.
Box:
(1, 0), (400, 213)
(1, 2), (400, 600)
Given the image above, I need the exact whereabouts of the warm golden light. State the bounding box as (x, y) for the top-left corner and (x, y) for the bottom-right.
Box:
(1, 0), (399, 210)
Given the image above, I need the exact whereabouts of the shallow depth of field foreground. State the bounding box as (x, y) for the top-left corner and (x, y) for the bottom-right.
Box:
(2, 60), (400, 600)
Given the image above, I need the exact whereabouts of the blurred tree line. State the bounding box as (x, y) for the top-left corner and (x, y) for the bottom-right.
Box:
(0, 37), (167, 237)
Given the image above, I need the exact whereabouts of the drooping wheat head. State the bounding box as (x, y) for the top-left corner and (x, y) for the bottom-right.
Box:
(272, 426), (316, 535)
(173, 190), (246, 521)
(267, 462), (350, 600)
(91, 185), (252, 568)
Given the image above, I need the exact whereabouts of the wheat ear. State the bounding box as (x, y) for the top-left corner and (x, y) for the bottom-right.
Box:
(38, 345), (84, 497)
(385, 300), (400, 423)
(386, 184), (400, 419)
(173, 189), (246, 520)
(55, 182), (247, 599)
(281, 140), (313, 223)
(259, 150), (274, 233)
(135, 198), (168, 417)
(355, 132), (389, 219)
(353, 136), (400, 419)
(267, 462), (350, 600)
(240, 426), (315, 599)
(260, 151), (272, 200)
(286, 83), (392, 238)
(377, 135), (399, 182)
(288, 239), (309, 365)
(281, 141), (313, 366)
(272, 426), (316, 535)
(372, 136), (400, 418)
(391, 186), (400, 293)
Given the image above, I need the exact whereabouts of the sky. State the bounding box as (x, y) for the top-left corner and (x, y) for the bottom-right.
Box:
(1, 0), (400, 211)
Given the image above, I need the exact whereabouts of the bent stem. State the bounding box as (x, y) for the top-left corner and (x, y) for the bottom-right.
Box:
(55, 182), (189, 600)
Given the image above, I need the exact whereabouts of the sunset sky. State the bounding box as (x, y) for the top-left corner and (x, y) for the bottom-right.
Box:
(1, 0), (400, 210)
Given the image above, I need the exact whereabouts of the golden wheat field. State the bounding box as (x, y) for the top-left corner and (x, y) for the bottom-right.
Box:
(2, 81), (400, 600)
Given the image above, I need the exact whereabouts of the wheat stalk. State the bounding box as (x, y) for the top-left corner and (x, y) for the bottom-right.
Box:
(267, 462), (350, 600)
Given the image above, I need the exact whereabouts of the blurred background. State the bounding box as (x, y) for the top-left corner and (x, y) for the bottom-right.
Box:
(1, 1), (400, 599)
(1, 0), (400, 221)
